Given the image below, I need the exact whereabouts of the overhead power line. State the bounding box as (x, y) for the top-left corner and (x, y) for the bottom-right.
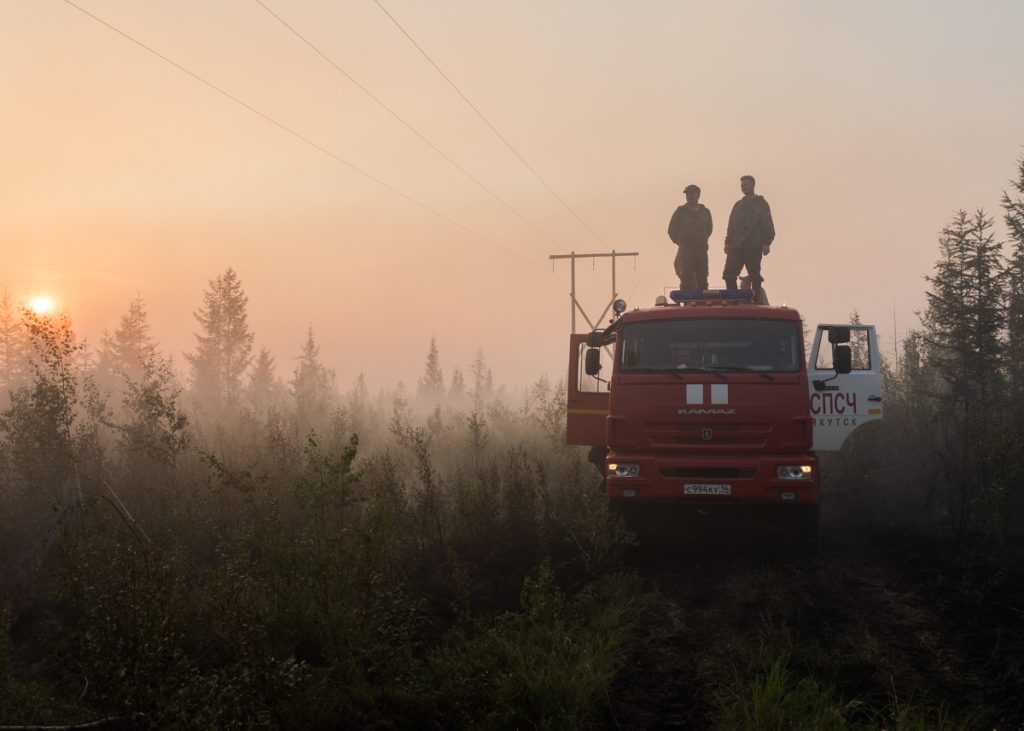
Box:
(58, 0), (542, 269)
(372, 0), (615, 250)
(253, 0), (570, 255)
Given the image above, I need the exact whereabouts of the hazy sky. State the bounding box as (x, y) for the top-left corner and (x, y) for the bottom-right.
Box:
(3, 0), (1023, 390)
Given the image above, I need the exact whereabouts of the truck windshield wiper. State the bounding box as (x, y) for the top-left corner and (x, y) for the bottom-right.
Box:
(622, 366), (723, 381)
(672, 365), (728, 380)
(699, 365), (775, 381)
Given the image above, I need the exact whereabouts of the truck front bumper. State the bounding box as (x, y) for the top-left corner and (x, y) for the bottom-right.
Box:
(606, 453), (819, 503)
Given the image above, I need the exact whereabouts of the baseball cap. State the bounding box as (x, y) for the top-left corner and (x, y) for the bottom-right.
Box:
(683, 184), (701, 194)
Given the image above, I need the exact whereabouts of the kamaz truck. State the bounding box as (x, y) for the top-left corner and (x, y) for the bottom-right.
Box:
(566, 290), (883, 538)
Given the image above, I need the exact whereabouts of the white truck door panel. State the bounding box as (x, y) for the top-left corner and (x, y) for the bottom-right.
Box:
(808, 324), (883, 451)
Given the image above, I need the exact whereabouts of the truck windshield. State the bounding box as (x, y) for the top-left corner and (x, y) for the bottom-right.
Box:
(619, 319), (801, 373)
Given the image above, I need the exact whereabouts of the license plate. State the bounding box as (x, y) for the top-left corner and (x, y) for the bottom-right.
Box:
(684, 483), (732, 495)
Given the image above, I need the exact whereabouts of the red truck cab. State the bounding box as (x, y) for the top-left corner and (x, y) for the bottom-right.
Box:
(567, 291), (883, 534)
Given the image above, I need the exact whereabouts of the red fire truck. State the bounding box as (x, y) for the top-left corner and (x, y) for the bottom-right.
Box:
(566, 290), (883, 538)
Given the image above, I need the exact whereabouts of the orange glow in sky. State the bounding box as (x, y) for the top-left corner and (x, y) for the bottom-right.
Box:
(2, 1), (1023, 388)
(28, 296), (56, 316)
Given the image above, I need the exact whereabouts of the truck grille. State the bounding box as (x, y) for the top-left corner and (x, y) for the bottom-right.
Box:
(644, 422), (772, 450)
(660, 466), (757, 478)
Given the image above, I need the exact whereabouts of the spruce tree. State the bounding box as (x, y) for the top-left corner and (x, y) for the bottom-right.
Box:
(418, 337), (444, 399)
(923, 209), (1005, 412)
(1000, 153), (1024, 539)
(187, 267), (254, 413)
(346, 372), (370, 434)
(921, 209), (1006, 539)
(1002, 153), (1024, 408)
(97, 295), (160, 411)
(107, 295), (156, 384)
(847, 309), (870, 370)
(449, 367), (466, 400)
(291, 326), (335, 432)
(247, 347), (285, 415)
(470, 347), (493, 404)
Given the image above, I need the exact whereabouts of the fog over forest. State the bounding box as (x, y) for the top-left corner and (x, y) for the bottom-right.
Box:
(0, 152), (1023, 728)
(7, 2), (1023, 390)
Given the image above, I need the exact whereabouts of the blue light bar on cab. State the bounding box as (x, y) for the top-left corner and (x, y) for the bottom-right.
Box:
(669, 289), (755, 303)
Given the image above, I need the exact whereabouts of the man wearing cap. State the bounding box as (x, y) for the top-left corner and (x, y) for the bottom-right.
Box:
(667, 184), (713, 291)
(723, 175), (775, 299)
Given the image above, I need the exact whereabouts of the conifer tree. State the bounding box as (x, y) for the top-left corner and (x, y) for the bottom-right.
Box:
(418, 337), (444, 399)
(921, 209), (1006, 538)
(348, 372), (368, 413)
(449, 367), (466, 401)
(1002, 153), (1024, 408)
(83, 295), (188, 473)
(923, 209), (1005, 414)
(187, 268), (254, 413)
(247, 347), (285, 414)
(346, 372), (370, 434)
(291, 326), (335, 432)
(0, 286), (27, 397)
(108, 295), (156, 382)
(470, 347), (493, 404)
(847, 309), (870, 370)
(97, 295), (160, 408)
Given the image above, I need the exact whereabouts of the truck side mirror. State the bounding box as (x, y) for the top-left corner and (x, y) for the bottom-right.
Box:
(833, 344), (852, 375)
(584, 348), (602, 376)
(828, 327), (851, 344)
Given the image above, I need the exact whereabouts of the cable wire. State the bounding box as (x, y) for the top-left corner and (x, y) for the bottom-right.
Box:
(372, 0), (615, 249)
(59, 0), (542, 269)
(254, 0), (570, 256)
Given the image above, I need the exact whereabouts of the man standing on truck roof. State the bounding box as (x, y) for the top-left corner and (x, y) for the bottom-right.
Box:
(723, 175), (775, 298)
(667, 184), (713, 291)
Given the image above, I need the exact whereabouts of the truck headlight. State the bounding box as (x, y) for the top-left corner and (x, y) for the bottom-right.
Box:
(776, 465), (813, 480)
(608, 462), (640, 478)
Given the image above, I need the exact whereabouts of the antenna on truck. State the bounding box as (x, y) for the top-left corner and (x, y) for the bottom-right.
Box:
(549, 250), (639, 333)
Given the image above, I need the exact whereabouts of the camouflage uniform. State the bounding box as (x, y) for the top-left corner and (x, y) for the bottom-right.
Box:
(723, 194), (775, 290)
(668, 203), (713, 290)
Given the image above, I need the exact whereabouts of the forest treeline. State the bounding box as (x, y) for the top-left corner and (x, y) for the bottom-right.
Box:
(0, 151), (1022, 728)
(0, 261), (616, 727)
(829, 152), (1024, 551)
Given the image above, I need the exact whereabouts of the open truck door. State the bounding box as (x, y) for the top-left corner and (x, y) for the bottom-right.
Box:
(808, 324), (883, 451)
(566, 333), (610, 447)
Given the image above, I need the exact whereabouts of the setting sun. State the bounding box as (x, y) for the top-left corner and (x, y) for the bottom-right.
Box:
(28, 295), (55, 315)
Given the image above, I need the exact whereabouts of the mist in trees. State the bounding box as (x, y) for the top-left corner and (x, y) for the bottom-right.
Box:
(0, 286), (27, 397)
(418, 336), (444, 401)
(0, 265), (546, 535)
(3, 154), (1024, 727)
(834, 152), (1024, 549)
(1002, 156), (1024, 423)
(1, 309), (82, 509)
(186, 267), (254, 419)
(0, 260), (600, 726)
